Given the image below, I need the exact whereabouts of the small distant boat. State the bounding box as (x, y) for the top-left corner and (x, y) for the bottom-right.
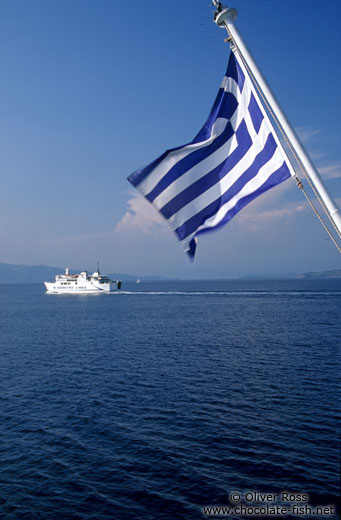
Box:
(136, 279), (141, 284)
(44, 267), (122, 294)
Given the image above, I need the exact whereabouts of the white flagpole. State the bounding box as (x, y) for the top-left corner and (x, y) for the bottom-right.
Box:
(213, 2), (341, 237)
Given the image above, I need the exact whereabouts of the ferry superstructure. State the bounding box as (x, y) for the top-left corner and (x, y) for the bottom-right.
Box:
(44, 268), (121, 294)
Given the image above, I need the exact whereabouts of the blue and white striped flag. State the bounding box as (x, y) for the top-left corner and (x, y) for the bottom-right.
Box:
(128, 51), (294, 259)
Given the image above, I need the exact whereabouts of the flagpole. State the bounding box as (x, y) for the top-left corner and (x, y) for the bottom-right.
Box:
(213, 2), (341, 237)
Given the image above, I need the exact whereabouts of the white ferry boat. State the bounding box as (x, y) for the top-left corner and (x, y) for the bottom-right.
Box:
(44, 267), (122, 294)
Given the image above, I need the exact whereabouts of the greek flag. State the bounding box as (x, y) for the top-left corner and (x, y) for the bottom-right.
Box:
(128, 51), (293, 259)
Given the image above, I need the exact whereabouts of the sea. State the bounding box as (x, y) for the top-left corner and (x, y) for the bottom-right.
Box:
(0, 279), (340, 519)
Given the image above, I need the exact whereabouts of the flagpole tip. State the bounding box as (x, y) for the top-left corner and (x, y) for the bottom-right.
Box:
(213, 4), (238, 27)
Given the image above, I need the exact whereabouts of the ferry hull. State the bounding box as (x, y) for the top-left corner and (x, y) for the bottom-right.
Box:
(44, 281), (119, 294)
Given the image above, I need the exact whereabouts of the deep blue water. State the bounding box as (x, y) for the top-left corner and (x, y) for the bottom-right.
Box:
(0, 279), (340, 519)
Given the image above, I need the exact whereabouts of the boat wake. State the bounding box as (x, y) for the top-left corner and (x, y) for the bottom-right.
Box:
(111, 290), (341, 297)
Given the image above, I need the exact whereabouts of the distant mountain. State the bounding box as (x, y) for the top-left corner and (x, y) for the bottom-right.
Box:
(296, 269), (341, 279)
(239, 272), (297, 280)
(106, 273), (138, 282)
(108, 274), (174, 282)
(239, 269), (341, 280)
(0, 263), (63, 284)
(0, 263), (173, 284)
(107, 273), (173, 282)
(0, 263), (339, 284)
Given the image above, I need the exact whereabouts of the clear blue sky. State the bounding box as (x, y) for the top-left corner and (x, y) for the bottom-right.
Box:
(0, 0), (340, 277)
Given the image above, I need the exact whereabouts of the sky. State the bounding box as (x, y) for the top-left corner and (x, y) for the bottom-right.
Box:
(0, 0), (340, 278)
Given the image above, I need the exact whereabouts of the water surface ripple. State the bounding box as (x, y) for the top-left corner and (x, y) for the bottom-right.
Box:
(0, 280), (339, 519)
